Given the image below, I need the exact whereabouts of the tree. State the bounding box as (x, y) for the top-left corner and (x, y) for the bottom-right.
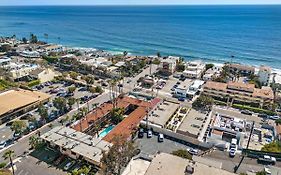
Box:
(205, 63), (214, 70)
(276, 119), (281, 125)
(10, 120), (27, 134)
(101, 136), (136, 175)
(156, 51), (161, 58)
(68, 86), (76, 93)
(38, 104), (48, 123)
(111, 108), (124, 125)
(261, 141), (281, 153)
(172, 149), (192, 160)
(71, 165), (91, 175)
(85, 75), (94, 85)
(69, 71), (78, 80)
(22, 37), (28, 44)
(67, 97), (76, 109)
(123, 51), (128, 57)
(29, 136), (42, 149)
(30, 33), (38, 43)
(0, 44), (12, 52)
(53, 97), (67, 114)
(2, 150), (15, 175)
(192, 95), (214, 111)
(256, 171), (266, 175)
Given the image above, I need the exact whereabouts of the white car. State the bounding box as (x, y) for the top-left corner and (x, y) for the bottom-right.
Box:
(188, 148), (199, 155)
(147, 130), (152, 138)
(0, 141), (6, 149)
(229, 148), (236, 157)
(63, 161), (75, 170)
(158, 134), (164, 142)
(269, 115), (280, 120)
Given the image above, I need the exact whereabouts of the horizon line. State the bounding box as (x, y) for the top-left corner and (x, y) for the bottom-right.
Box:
(1, 3), (281, 7)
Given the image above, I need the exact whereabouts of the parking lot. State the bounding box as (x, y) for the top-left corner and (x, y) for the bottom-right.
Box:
(135, 133), (192, 155)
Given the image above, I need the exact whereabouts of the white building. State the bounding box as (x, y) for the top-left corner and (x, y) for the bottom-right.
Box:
(9, 64), (39, 80)
(186, 80), (205, 98)
(203, 66), (222, 81)
(41, 126), (112, 167)
(258, 65), (271, 86)
(20, 50), (40, 58)
(183, 60), (205, 79)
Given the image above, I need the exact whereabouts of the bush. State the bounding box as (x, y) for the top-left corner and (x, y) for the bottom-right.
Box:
(0, 162), (7, 168)
(261, 141), (281, 153)
(232, 104), (276, 116)
(172, 149), (192, 160)
(27, 80), (40, 87)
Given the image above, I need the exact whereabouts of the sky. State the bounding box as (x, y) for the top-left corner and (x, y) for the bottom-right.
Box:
(1, 0), (281, 6)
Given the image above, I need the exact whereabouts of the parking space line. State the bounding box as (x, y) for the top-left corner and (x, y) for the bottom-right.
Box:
(17, 169), (24, 175)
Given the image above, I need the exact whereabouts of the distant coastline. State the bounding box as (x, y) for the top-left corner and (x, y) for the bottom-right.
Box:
(1, 5), (281, 68)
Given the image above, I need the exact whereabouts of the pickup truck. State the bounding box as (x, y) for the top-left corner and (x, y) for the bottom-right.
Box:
(258, 155), (276, 165)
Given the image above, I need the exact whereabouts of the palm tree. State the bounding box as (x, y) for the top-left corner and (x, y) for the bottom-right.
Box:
(29, 136), (39, 149)
(2, 149), (15, 175)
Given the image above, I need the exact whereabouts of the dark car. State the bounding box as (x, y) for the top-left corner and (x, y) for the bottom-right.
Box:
(6, 121), (13, 126)
(118, 84), (123, 87)
(138, 128), (144, 138)
(241, 110), (252, 115)
(65, 92), (74, 97)
(178, 97), (185, 102)
(80, 95), (89, 102)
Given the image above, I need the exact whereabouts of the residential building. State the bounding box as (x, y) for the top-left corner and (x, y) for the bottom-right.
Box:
(72, 96), (160, 143)
(0, 89), (50, 123)
(159, 56), (179, 76)
(203, 81), (274, 107)
(186, 80), (205, 98)
(29, 68), (57, 83)
(41, 44), (63, 53)
(183, 60), (205, 79)
(144, 153), (235, 175)
(203, 66), (222, 81)
(20, 50), (40, 58)
(0, 57), (11, 67)
(9, 64), (39, 80)
(258, 65), (271, 86)
(40, 126), (112, 167)
(227, 63), (255, 76)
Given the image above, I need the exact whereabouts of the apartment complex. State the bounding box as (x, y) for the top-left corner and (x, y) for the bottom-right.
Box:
(227, 63), (255, 76)
(158, 56), (179, 76)
(203, 81), (274, 107)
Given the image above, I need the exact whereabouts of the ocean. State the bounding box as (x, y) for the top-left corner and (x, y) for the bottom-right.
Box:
(0, 5), (281, 68)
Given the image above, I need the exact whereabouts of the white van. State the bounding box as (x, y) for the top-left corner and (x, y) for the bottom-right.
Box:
(158, 134), (164, 142)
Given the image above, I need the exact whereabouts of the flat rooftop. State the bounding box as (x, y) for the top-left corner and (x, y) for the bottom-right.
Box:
(148, 100), (179, 127)
(177, 109), (208, 138)
(144, 153), (235, 175)
(0, 89), (51, 117)
(41, 126), (112, 165)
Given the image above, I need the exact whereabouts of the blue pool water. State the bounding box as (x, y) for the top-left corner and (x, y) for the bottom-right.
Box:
(99, 125), (115, 138)
(1, 5), (281, 67)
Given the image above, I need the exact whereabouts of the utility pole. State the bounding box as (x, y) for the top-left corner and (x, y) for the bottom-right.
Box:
(234, 121), (255, 173)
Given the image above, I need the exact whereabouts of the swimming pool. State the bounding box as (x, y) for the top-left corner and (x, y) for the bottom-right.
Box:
(99, 125), (115, 138)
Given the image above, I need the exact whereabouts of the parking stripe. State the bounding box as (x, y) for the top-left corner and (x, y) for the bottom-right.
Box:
(17, 169), (24, 175)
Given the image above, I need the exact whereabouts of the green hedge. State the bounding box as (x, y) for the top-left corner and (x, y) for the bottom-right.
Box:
(28, 80), (40, 87)
(214, 100), (227, 106)
(232, 104), (276, 116)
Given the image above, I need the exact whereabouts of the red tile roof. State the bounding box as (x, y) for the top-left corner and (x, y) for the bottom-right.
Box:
(103, 106), (147, 143)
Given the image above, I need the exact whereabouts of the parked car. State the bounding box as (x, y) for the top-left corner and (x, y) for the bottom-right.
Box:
(269, 115), (280, 120)
(188, 148), (199, 155)
(0, 140), (6, 149)
(78, 87), (87, 91)
(158, 134), (164, 142)
(147, 130), (152, 138)
(241, 110), (252, 115)
(13, 132), (22, 140)
(64, 161), (75, 170)
(118, 84), (123, 87)
(138, 128), (144, 138)
(173, 84), (178, 88)
(258, 155), (276, 165)
(229, 148), (236, 157)
(178, 97), (185, 102)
